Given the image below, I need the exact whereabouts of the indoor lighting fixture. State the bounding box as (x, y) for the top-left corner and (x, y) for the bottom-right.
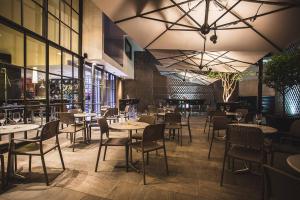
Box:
(210, 24), (218, 44)
(32, 67), (38, 84)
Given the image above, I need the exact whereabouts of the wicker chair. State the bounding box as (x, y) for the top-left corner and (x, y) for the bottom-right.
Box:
(59, 112), (85, 152)
(132, 115), (156, 140)
(220, 125), (266, 186)
(208, 116), (228, 159)
(165, 112), (183, 146)
(95, 117), (129, 172)
(131, 124), (168, 184)
(7, 120), (65, 186)
(263, 165), (300, 200)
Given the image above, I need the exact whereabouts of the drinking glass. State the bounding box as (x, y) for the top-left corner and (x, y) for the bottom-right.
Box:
(0, 113), (6, 126)
(13, 112), (21, 124)
(255, 113), (262, 125)
(220, 106), (224, 112)
(236, 112), (242, 123)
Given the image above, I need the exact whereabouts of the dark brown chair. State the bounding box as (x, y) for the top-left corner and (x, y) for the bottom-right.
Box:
(132, 115), (156, 140)
(271, 120), (300, 165)
(181, 111), (192, 143)
(205, 110), (226, 140)
(7, 120), (65, 186)
(59, 112), (85, 152)
(131, 124), (168, 185)
(165, 112), (183, 145)
(208, 116), (228, 159)
(263, 165), (300, 200)
(220, 125), (266, 186)
(95, 117), (129, 172)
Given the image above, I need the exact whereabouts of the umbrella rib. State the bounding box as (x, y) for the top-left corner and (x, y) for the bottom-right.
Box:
(165, 54), (199, 68)
(114, 0), (198, 24)
(209, 0), (242, 28)
(145, 1), (202, 48)
(157, 52), (197, 60)
(205, 52), (255, 65)
(179, 50), (200, 66)
(240, 0), (299, 6)
(215, 0), (282, 51)
(141, 16), (199, 30)
(203, 51), (229, 67)
(173, 58), (199, 68)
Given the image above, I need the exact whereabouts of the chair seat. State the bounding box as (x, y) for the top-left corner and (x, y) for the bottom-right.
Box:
(228, 146), (263, 163)
(13, 143), (56, 155)
(165, 124), (181, 129)
(104, 137), (129, 146)
(131, 141), (163, 152)
(132, 132), (142, 140)
(59, 124), (84, 133)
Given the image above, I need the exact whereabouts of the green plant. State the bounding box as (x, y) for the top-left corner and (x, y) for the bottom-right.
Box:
(264, 52), (300, 114)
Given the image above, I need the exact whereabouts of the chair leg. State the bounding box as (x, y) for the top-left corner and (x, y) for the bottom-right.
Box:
(29, 155), (32, 173)
(208, 130), (215, 159)
(1, 155), (5, 189)
(125, 145), (129, 172)
(188, 124), (192, 143)
(204, 118), (208, 134)
(57, 145), (65, 170)
(40, 154), (49, 186)
(103, 146), (107, 161)
(142, 152), (146, 185)
(146, 152), (149, 165)
(220, 149), (227, 186)
(72, 133), (76, 152)
(180, 128), (183, 146)
(95, 144), (102, 172)
(163, 146), (169, 175)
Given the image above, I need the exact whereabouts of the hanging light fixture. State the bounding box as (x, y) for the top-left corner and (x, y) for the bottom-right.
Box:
(210, 24), (218, 44)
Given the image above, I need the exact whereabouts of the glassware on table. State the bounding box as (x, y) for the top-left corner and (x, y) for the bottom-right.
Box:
(225, 105), (230, 112)
(255, 113), (263, 125)
(220, 106), (224, 112)
(13, 112), (21, 124)
(236, 112), (242, 124)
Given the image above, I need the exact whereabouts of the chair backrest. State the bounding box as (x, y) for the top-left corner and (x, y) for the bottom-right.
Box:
(290, 120), (300, 136)
(213, 110), (226, 117)
(40, 120), (60, 141)
(212, 116), (228, 130)
(142, 124), (165, 143)
(235, 108), (248, 117)
(58, 112), (75, 125)
(138, 115), (156, 125)
(227, 125), (264, 150)
(97, 117), (109, 135)
(68, 109), (82, 114)
(165, 112), (181, 124)
(263, 165), (300, 200)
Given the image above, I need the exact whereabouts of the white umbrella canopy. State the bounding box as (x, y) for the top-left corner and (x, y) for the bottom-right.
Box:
(94, 0), (300, 52)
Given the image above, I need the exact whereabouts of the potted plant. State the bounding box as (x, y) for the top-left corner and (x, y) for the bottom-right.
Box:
(264, 52), (300, 115)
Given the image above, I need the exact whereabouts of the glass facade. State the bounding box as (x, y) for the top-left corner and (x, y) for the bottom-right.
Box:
(0, 0), (82, 123)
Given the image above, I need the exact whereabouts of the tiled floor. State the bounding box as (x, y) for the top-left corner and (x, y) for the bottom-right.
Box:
(0, 116), (266, 200)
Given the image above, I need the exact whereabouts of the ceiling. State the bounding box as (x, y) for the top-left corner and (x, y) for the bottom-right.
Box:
(94, 0), (300, 84)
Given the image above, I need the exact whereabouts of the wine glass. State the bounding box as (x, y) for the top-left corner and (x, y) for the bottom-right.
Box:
(236, 112), (242, 124)
(13, 112), (21, 124)
(220, 106), (224, 112)
(226, 105), (230, 112)
(0, 113), (6, 127)
(255, 113), (262, 125)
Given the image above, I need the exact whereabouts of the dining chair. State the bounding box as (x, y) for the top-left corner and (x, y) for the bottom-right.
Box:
(95, 117), (129, 172)
(131, 124), (168, 185)
(220, 125), (266, 186)
(205, 110), (226, 140)
(165, 112), (183, 146)
(7, 120), (65, 186)
(263, 164), (300, 200)
(104, 108), (119, 124)
(132, 115), (156, 140)
(270, 119), (300, 165)
(59, 112), (85, 152)
(208, 116), (228, 159)
(181, 111), (192, 143)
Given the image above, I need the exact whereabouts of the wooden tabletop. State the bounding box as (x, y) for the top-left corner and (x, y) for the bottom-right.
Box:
(229, 123), (277, 134)
(225, 112), (237, 116)
(74, 113), (97, 118)
(287, 154), (300, 173)
(0, 124), (40, 135)
(109, 121), (149, 131)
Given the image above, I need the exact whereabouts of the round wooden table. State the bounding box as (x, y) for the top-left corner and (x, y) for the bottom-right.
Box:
(287, 154), (300, 173)
(74, 112), (97, 118)
(229, 123), (277, 135)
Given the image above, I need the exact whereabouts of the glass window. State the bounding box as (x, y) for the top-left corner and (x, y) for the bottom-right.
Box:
(49, 74), (61, 101)
(49, 46), (61, 75)
(61, 1), (71, 26)
(62, 52), (72, 77)
(48, 0), (59, 18)
(73, 56), (79, 78)
(25, 69), (46, 100)
(72, 10), (79, 32)
(71, 31), (78, 53)
(0, 0), (21, 24)
(73, 0), (79, 12)
(48, 14), (60, 44)
(0, 24), (24, 66)
(61, 23), (70, 50)
(27, 36), (45, 71)
(23, 0), (43, 35)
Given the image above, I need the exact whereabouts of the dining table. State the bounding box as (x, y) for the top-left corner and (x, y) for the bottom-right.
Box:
(287, 154), (300, 174)
(229, 123), (278, 135)
(109, 121), (149, 171)
(0, 124), (40, 178)
(74, 112), (97, 143)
